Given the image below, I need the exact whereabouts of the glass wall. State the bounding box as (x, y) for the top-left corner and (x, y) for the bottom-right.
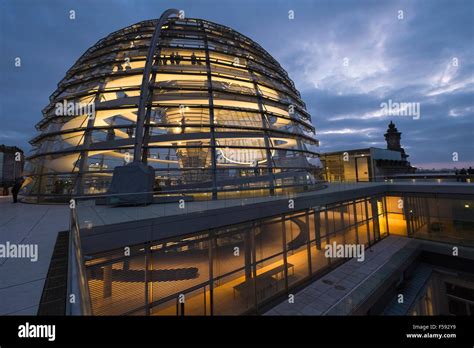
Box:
(84, 195), (385, 315)
(386, 195), (474, 246)
(83, 193), (474, 315)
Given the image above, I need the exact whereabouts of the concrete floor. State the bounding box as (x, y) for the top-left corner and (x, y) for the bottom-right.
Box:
(0, 196), (69, 315)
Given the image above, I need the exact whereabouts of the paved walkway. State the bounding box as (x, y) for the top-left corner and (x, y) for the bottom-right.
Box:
(265, 235), (413, 315)
(0, 196), (69, 315)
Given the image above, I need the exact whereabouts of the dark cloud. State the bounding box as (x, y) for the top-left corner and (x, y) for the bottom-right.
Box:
(0, 0), (472, 168)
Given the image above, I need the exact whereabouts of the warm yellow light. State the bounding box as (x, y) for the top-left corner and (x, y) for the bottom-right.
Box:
(465, 204), (470, 208)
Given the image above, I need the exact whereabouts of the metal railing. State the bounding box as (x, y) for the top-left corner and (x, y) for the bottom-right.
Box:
(66, 207), (93, 315)
(325, 174), (474, 184)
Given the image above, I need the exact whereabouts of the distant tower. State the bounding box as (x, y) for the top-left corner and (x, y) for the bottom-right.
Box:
(384, 121), (408, 159)
(385, 121), (401, 150)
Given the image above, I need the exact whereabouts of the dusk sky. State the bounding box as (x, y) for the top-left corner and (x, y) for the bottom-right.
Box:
(1, 0), (473, 169)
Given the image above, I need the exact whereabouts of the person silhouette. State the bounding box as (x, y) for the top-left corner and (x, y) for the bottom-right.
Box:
(11, 177), (24, 203)
(253, 161), (259, 176)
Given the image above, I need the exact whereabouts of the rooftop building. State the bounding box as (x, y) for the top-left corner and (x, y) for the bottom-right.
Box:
(321, 122), (416, 182)
(0, 144), (24, 193)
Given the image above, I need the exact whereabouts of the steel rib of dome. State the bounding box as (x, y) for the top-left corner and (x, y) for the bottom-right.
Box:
(25, 15), (320, 202)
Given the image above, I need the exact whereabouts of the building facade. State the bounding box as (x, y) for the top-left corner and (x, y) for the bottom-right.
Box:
(321, 122), (415, 182)
(0, 144), (24, 194)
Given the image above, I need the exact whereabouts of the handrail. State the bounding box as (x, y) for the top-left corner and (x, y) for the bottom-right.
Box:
(66, 207), (93, 315)
(68, 180), (325, 201)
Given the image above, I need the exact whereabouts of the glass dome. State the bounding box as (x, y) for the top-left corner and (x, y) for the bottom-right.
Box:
(24, 15), (319, 202)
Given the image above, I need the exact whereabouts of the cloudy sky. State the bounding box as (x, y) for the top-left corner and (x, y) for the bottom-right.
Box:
(1, 0), (473, 169)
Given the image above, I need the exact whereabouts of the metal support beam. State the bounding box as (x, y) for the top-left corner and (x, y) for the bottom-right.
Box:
(133, 9), (180, 162)
(403, 196), (413, 237)
(364, 199), (371, 245)
(371, 197), (380, 241)
(249, 71), (275, 195)
(314, 208), (322, 250)
(383, 196), (389, 236)
(281, 214), (289, 294)
(340, 205), (346, 244)
(305, 210), (312, 275)
(75, 82), (106, 195)
(145, 242), (150, 315)
(353, 200), (359, 244)
(208, 232), (215, 316)
(202, 25), (218, 200)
